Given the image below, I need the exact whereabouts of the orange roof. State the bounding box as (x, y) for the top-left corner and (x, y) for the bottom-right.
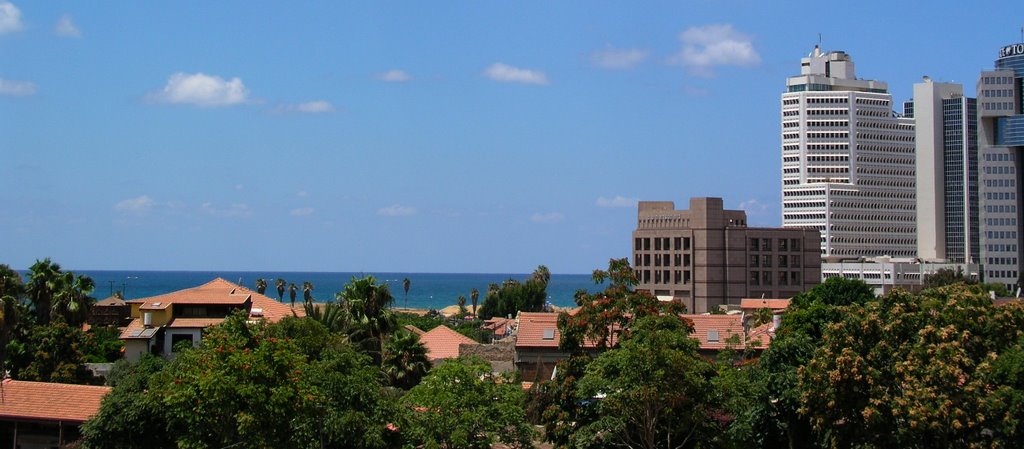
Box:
(0, 379), (110, 423)
(482, 317), (514, 336)
(404, 325), (426, 336)
(129, 278), (251, 309)
(167, 318), (225, 328)
(739, 298), (790, 311)
(118, 318), (158, 339)
(419, 325), (478, 361)
(683, 314), (745, 350)
(515, 312), (612, 349)
(746, 322), (774, 350)
(95, 296), (126, 306)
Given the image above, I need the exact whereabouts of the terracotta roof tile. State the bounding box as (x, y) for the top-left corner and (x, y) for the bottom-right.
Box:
(118, 318), (158, 339)
(746, 322), (774, 350)
(128, 278), (301, 323)
(739, 298), (791, 311)
(0, 379), (110, 423)
(167, 318), (225, 328)
(515, 312), (612, 349)
(419, 325), (478, 361)
(682, 314), (746, 350)
(95, 296), (126, 306)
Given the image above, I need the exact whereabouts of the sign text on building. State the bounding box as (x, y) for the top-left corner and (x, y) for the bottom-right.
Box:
(1000, 43), (1024, 59)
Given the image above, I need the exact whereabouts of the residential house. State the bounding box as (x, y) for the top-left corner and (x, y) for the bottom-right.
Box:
(119, 278), (302, 361)
(0, 379), (110, 448)
(418, 325), (478, 363)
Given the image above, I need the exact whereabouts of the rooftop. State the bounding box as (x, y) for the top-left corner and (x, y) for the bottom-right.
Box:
(419, 325), (478, 361)
(0, 379), (110, 423)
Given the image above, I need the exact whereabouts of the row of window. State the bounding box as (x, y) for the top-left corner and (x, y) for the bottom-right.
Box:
(807, 120), (849, 127)
(983, 102), (1015, 111)
(988, 257), (1018, 265)
(986, 244), (1018, 252)
(855, 144), (915, 153)
(634, 253), (692, 268)
(986, 191), (1017, 200)
(982, 89), (1014, 98)
(783, 213), (826, 221)
(985, 178), (1016, 187)
(985, 153), (1015, 162)
(638, 269), (691, 285)
(855, 98), (889, 106)
(986, 217), (1017, 226)
(807, 97), (849, 104)
(806, 109), (848, 116)
(982, 76), (1013, 85)
(987, 270), (1018, 280)
(855, 109), (893, 118)
(856, 120), (914, 131)
(986, 230), (1018, 240)
(984, 165), (1016, 174)
(986, 204), (1018, 213)
(830, 237), (916, 245)
(750, 271), (803, 286)
(807, 132), (850, 139)
(856, 132), (914, 142)
(749, 238), (803, 252)
(634, 237), (693, 251)
(750, 254), (802, 268)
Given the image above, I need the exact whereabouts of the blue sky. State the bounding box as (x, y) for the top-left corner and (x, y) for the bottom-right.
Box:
(1, 2), (1022, 273)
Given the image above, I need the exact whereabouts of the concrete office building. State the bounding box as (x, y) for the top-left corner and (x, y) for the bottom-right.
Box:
(632, 197), (821, 313)
(781, 46), (917, 259)
(978, 42), (1024, 291)
(906, 80), (980, 264)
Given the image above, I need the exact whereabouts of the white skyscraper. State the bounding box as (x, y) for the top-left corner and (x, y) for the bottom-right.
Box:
(781, 46), (916, 259)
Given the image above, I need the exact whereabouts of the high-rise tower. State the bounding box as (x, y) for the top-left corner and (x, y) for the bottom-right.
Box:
(781, 46), (916, 259)
(978, 42), (1024, 291)
(909, 80), (980, 264)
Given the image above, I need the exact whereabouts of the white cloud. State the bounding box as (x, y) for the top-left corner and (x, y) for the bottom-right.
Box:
(151, 72), (250, 107)
(738, 199), (768, 214)
(201, 202), (252, 218)
(596, 195), (638, 208)
(669, 24), (761, 76)
(114, 195), (154, 214)
(0, 1), (23, 34)
(0, 78), (36, 96)
(290, 207), (315, 216)
(484, 63), (549, 85)
(296, 191), (308, 198)
(54, 14), (80, 37)
(530, 212), (564, 223)
(377, 204), (416, 217)
(377, 70), (412, 82)
(277, 100), (335, 113)
(590, 46), (649, 70)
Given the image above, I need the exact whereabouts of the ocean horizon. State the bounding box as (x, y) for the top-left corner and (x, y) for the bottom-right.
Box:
(18, 270), (605, 311)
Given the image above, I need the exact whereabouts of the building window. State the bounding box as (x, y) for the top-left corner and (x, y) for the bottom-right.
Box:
(684, 271), (691, 283)
(778, 271), (789, 286)
(684, 238), (691, 250)
(674, 254), (682, 266)
(750, 238), (759, 251)
(762, 255), (772, 268)
(779, 255), (788, 268)
(634, 255), (640, 267)
(674, 237), (682, 250)
(791, 255), (801, 268)
(791, 271), (801, 285)
(751, 271), (760, 285)
(751, 255), (759, 267)
(655, 238), (661, 251)
(684, 254), (691, 267)
(644, 238), (650, 251)
(674, 270), (682, 283)
(643, 254), (650, 266)
(762, 239), (772, 251)
(779, 239), (788, 251)
(663, 238), (670, 250)
(762, 271), (772, 286)
(171, 334), (195, 352)
(635, 238), (642, 251)
(791, 239), (801, 251)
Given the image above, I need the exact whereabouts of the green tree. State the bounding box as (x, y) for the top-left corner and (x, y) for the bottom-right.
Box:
(477, 265), (550, 320)
(403, 277), (411, 310)
(337, 275), (396, 363)
(25, 258), (95, 326)
(470, 287), (479, 317)
(403, 357), (534, 448)
(288, 282), (297, 307)
(276, 277), (286, 302)
(13, 320), (96, 384)
(799, 284), (1024, 448)
(81, 355), (172, 449)
(456, 294), (467, 315)
(572, 315), (718, 449)
(381, 329), (431, 390)
(302, 281), (314, 302)
(255, 278), (267, 295)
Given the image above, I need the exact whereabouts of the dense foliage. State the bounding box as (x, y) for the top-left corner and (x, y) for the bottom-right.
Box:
(477, 265), (551, 320)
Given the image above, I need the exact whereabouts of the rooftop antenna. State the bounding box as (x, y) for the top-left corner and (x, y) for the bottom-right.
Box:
(818, 32), (822, 47)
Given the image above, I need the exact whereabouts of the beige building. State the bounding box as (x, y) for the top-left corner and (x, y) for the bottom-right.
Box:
(632, 197), (821, 313)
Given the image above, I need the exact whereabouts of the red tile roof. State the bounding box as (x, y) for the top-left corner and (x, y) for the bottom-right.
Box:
(118, 318), (158, 339)
(482, 317), (514, 337)
(746, 322), (774, 350)
(167, 318), (225, 328)
(128, 278), (302, 321)
(739, 298), (790, 311)
(683, 314), (745, 350)
(419, 325), (478, 361)
(0, 379), (110, 423)
(515, 312), (562, 348)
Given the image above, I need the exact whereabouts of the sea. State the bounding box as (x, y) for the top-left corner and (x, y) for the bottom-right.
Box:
(63, 271), (605, 310)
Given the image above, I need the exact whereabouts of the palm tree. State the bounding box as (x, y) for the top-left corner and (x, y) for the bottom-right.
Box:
(302, 281), (314, 302)
(457, 295), (467, 315)
(51, 271), (95, 326)
(470, 288), (480, 317)
(288, 283), (297, 307)
(303, 297), (348, 333)
(532, 265), (551, 285)
(275, 278), (286, 302)
(402, 277), (411, 310)
(0, 293), (21, 379)
(382, 330), (431, 389)
(255, 278), (268, 295)
(26, 258), (61, 325)
(337, 276), (396, 363)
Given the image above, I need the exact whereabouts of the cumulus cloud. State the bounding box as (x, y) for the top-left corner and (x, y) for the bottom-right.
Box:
(0, 78), (36, 96)
(738, 198), (768, 214)
(596, 195), (638, 208)
(669, 24), (761, 76)
(114, 195), (154, 214)
(377, 70), (412, 82)
(530, 212), (564, 223)
(590, 46), (649, 69)
(377, 204), (416, 217)
(277, 100), (335, 113)
(54, 14), (80, 37)
(201, 202), (252, 218)
(290, 207), (315, 216)
(0, 1), (23, 34)
(484, 63), (549, 85)
(150, 72), (250, 107)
